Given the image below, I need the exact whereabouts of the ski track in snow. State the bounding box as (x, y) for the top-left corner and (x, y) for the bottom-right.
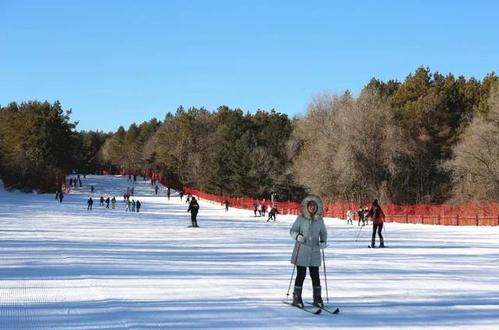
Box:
(1, 175), (499, 329)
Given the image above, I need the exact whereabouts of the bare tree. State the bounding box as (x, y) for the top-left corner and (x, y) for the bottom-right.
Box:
(447, 84), (499, 202)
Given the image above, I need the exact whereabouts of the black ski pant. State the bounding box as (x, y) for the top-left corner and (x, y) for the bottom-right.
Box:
(294, 266), (320, 287)
(371, 223), (384, 246)
(191, 211), (198, 226)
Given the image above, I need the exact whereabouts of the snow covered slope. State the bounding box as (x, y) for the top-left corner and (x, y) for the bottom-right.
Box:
(1, 175), (498, 329)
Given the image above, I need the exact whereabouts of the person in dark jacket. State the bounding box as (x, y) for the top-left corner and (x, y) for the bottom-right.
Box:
(136, 200), (141, 213)
(187, 197), (200, 227)
(368, 199), (386, 248)
(357, 206), (364, 226)
(58, 190), (64, 203)
(267, 207), (279, 222)
(105, 197), (110, 208)
(100, 196), (105, 206)
(224, 200), (229, 212)
(87, 197), (93, 211)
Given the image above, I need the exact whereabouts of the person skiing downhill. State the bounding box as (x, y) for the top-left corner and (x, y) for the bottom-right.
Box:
(187, 197), (200, 227)
(87, 197), (93, 211)
(346, 208), (353, 225)
(368, 199), (386, 248)
(289, 195), (328, 308)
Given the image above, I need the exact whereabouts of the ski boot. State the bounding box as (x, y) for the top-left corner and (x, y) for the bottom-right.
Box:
(292, 286), (304, 308)
(313, 286), (324, 308)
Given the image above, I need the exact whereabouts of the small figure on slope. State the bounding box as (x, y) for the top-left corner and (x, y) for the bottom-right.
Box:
(187, 197), (200, 227)
(368, 199), (386, 248)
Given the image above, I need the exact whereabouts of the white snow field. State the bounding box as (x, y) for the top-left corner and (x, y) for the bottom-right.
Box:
(1, 175), (499, 330)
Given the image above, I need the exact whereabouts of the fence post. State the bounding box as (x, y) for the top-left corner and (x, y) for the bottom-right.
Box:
(476, 215), (479, 226)
(406, 214), (408, 223)
(438, 214), (441, 225)
(456, 214), (460, 226)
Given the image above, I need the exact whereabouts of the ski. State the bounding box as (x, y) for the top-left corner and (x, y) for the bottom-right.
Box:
(306, 302), (340, 314)
(282, 301), (321, 314)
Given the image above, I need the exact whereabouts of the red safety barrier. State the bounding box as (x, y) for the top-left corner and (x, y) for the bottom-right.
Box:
(128, 172), (499, 226)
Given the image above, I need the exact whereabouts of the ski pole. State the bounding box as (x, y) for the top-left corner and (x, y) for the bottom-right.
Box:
(355, 224), (364, 242)
(286, 243), (301, 297)
(322, 247), (329, 303)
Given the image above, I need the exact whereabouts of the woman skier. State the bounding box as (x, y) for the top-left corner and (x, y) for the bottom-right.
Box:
(289, 195), (328, 308)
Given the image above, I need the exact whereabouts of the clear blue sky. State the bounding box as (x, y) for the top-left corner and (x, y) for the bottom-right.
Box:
(1, 0), (498, 132)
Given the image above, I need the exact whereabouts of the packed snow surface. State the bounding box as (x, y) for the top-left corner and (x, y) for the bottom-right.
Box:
(1, 175), (499, 329)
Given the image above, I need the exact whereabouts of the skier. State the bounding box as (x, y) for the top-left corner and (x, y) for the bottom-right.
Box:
(261, 204), (267, 217)
(253, 203), (258, 217)
(167, 187), (171, 200)
(363, 207), (370, 225)
(357, 206), (364, 226)
(111, 196), (116, 209)
(179, 191), (184, 201)
(346, 208), (353, 225)
(155, 185), (159, 195)
(100, 196), (104, 206)
(131, 199), (136, 212)
(55, 190), (59, 200)
(224, 200), (229, 212)
(368, 199), (386, 248)
(90, 185), (94, 193)
(125, 199), (131, 212)
(289, 195), (328, 308)
(267, 207), (279, 222)
(187, 197), (200, 227)
(58, 190), (64, 203)
(105, 197), (110, 208)
(186, 193), (191, 204)
(136, 200), (141, 213)
(87, 197), (93, 211)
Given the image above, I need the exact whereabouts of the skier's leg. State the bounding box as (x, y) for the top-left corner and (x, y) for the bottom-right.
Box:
(371, 224), (377, 247)
(378, 223), (384, 247)
(292, 266), (306, 307)
(309, 267), (323, 307)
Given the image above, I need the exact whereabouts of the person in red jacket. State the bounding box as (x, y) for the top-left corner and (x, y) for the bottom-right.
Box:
(368, 199), (385, 248)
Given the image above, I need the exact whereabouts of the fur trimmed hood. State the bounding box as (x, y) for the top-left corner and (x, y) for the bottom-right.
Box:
(300, 195), (324, 220)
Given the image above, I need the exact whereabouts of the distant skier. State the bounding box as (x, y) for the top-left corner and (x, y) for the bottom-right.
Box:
(125, 199), (131, 212)
(368, 199), (385, 248)
(90, 185), (94, 193)
(167, 187), (171, 200)
(267, 207), (279, 222)
(87, 197), (93, 211)
(363, 207), (369, 225)
(105, 197), (110, 208)
(55, 190), (59, 200)
(131, 199), (136, 212)
(58, 190), (64, 203)
(346, 208), (353, 225)
(289, 195), (328, 308)
(261, 204), (267, 217)
(253, 203), (258, 217)
(224, 200), (229, 212)
(357, 206), (364, 226)
(155, 185), (159, 195)
(111, 196), (116, 209)
(187, 197), (200, 227)
(136, 200), (141, 213)
(100, 196), (104, 206)
(179, 191), (184, 201)
(186, 193), (191, 204)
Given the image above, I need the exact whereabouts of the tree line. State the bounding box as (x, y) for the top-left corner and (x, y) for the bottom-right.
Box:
(1, 67), (498, 203)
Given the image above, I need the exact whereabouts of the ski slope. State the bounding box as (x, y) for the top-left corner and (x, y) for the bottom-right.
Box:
(1, 175), (499, 329)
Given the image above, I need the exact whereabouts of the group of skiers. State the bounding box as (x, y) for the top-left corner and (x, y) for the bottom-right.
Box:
(345, 206), (371, 226)
(252, 203), (280, 222)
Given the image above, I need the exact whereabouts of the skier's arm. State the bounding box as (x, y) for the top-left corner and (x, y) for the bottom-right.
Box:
(290, 218), (303, 241)
(319, 218), (328, 245)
